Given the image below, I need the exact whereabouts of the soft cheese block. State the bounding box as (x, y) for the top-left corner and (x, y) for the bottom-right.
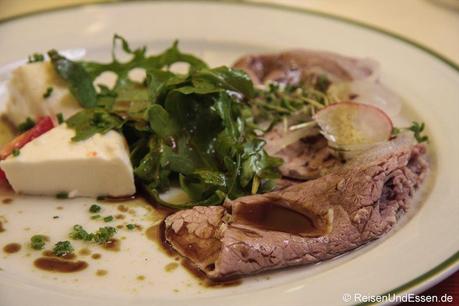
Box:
(5, 61), (82, 126)
(0, 124), (135, 198)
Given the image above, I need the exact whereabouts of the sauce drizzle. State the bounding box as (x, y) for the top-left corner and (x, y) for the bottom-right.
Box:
(3, 243), (21, 253)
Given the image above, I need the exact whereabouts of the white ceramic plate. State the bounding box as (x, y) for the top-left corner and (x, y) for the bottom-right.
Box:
(0, 1), (458, 306)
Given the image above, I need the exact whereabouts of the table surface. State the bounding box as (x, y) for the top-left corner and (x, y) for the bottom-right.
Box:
(0, 0), (457, 304)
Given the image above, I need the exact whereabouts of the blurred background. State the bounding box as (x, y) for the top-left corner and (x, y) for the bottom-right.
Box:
(0, 0), (458, 64)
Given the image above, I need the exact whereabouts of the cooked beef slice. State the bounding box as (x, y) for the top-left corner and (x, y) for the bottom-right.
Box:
(264, 127), (341, 180)
(164, 135), (428, 280)
(233, 49), (377, 85)
(164, 206), (226, 272)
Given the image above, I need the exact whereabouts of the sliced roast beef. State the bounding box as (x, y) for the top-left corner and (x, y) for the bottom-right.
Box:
(264, 126), (341, 180)
(233, 49), (378, 85)
(164, 135), (428, 280)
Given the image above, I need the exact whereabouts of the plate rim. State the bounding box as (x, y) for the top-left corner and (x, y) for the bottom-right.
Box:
(0, 0), (458, 304)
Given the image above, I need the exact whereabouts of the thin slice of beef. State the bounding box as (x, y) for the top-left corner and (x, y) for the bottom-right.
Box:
(233, 49), (378, 85)
(164, 135), (428, 280)
(264, 127), (341, 180)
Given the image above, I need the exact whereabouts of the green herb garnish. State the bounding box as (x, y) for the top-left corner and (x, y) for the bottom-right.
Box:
(12, 148), (20, 157)
(55, 192), (69, 199)
(68, 225), (116, 244)
(89, 204), (101, 213)
(30, 235), (47, 250)
(17, 117), (35, 132)
(408, 121), (429, 143)
(52, 241), (74, 257)
(27, 53), (44, 63)
(56, 113), (64, 124)
(93, 226), (117, 244)
(126, 224), (135, 230)
(69, 225), (93, 241)
(43, 86), (53, 98)
(103, 216), (113, 222)
(91, 214), (101, 220)
(392, 121), (429, 143)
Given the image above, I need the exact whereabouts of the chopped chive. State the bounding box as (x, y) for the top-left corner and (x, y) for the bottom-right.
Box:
(126, 224), (135, 230)
(12, 148), (20, 157)
(91, 214), (101, 220)
(43, 87), (53, 98)
(17, 117), (35, 132)
(55, 192), (69, 199)
(53, 241), (73, 256)
(56, 113), (64, 124)
(89, 204), (101, 213)
(103, 216), (113, 222)
(30, 235), (47, 250)
(27, 53), (44, 63)
(69, 225), (93, 241)
(93, 226), (116, 243)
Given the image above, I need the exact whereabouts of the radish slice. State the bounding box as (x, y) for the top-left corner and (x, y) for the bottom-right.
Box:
(349, 81), (402, 117)
(313, 102), (393, 150)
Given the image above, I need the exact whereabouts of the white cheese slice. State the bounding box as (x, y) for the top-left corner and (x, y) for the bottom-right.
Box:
(4, 61), (82, 126)
(0, 124), (135, 198)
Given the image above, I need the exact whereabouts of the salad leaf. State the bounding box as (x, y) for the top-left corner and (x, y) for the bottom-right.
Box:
(148, 104), (179, 138)
(48, 50), (97, 108)
(66, 108), (124, 141)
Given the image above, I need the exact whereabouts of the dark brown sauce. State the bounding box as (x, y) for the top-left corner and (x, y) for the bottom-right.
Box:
(34, 257), (88, 273)
(0, 221), (4, 232)
(2, 198), (13, 204)
(234, 203), (315, 234)
(3, 243), (21, 253)
(102, 239), (120, 251)
(100, 195), (137, 203)
(145, 223), (176, 256)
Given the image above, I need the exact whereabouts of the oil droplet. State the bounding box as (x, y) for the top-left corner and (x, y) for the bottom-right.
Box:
(91, 253), (101, 260)
(79, 248), (91, 256)
(165, 262), (179, 272)
(96, 269), (107, 276)
(117, 205), (128, 212)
